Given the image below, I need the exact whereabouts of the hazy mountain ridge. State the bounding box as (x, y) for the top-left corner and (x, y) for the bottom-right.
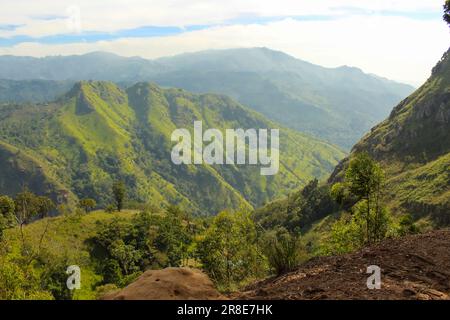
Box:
(0, 48), (414, 149)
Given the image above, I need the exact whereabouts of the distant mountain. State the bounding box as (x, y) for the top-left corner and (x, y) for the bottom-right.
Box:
(0, 79), (74, 103)
(0, 48), (414, 149)
(0, 81), (345, 214)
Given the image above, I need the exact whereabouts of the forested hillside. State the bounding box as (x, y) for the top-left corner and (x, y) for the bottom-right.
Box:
(0, 81), (345, 215)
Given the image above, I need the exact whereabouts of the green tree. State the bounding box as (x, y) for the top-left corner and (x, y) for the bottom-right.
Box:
(40, 257), (74, 300)
(112, 180), (126, 212)
(327, 153), (392, 254)
(78, 198), (96, 213)
(197, 210), (265, 289)
(36, 196), (56, 219)
(14, 190), (41, 247)
(0, 195), (15, 240)
(344, 152), (385, 244)
(109, 239), (142, 275)
(153, 206), (192, 267)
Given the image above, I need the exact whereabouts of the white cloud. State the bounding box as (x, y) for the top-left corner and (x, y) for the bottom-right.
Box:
(0, 1), (448, 85)
(1, 14), (448, 86)
(0, 0), (444, 37)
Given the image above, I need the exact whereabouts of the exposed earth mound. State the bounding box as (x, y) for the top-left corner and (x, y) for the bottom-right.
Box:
(101, 267), (225, 300)
(237, 229), (450, 300)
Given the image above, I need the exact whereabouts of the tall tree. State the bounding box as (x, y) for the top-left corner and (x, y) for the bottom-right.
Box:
(197, 210), (264, 288)
(112, 180), (126, 212)
(344, 152), (385, 244)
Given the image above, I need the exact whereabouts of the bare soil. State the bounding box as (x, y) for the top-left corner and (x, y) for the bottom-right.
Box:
(101, 267), (225, 300)
(236, 229), (450, 300)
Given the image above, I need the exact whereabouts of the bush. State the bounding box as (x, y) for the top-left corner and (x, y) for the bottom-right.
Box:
(264, 230), (303, 276)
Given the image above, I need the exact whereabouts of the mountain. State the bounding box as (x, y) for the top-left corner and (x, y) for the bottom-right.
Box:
(0, 79), (74, 103)
(0, 81), (345, 214)
(329, 49), (450, 225)
(0, 48), (414, 149)
(254, 48), (450, 235)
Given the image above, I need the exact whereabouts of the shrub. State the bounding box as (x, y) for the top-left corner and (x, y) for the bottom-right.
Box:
(264, 230), (302, 276)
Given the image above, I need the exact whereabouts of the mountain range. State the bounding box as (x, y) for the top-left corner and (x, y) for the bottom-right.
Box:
(0, 48), (414, 149)
(0, 81), (345, 214)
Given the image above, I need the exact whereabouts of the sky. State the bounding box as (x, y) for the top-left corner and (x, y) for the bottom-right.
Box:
(0, 0), (449, 86)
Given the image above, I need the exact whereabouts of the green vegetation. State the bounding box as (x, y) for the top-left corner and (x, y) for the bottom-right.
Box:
(0, 79), (73, 104)
(196, 210), (265, 291)
(329, 48), (450, 227)
(112, 181), (126, 212)
(0, 190), (276, 298)
(264, 230), (303, 276)
(78, 198), (96, 213)
(0, 81), (345, 215)
(324, 153), (392, 253)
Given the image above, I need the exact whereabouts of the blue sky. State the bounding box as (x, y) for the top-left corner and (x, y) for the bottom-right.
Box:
(0, 0), (448, 85)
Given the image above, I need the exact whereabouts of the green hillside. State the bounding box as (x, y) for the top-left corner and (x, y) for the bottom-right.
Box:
(0, 79), (74, 103)
(329, 48), (450, 225)
(0, 81), (345, 215)
(254, 48), (450, 244)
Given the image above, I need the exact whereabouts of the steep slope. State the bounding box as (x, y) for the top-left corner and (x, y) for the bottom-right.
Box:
(329, 49), (450, 225)
(0, 81), (345, 214)
(0, 48), (414, 149)
(0, 140), (66, 199)
(237, 229), (450, 300)
(253, 49), (449, 236)
(0, 79), (74, 103)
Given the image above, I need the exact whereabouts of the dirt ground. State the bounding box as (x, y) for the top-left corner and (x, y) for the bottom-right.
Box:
(236, 229), (450, 300)
(101, 267), (225, 300)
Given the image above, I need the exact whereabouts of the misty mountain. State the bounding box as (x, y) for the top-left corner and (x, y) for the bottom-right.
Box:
(0, 48), (414, 149)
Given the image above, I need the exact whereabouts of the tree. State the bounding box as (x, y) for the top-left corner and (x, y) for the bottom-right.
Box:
(14, 190), (41, 246)
(0, 195), (15, 240)
(344, 152), (385, 244)
(112, 180), (126, 212)
(36, 196), (55, 219)
(444, 0), (450, 26)
(197, 210), (265, 289)
(78, 198), (96, 213)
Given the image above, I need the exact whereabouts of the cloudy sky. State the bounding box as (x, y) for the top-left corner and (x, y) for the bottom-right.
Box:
(0, 0), (448, 86)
